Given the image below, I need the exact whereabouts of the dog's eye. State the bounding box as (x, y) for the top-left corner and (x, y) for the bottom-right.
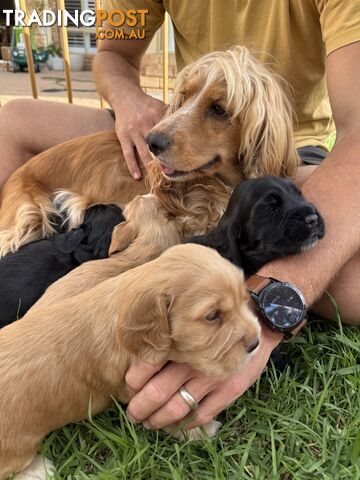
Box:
(209, 103), (227, 117)
(267, 194), (283, 210)
(205, 310), (221, 323)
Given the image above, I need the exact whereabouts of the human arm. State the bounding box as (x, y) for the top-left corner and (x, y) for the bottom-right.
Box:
(259, 42), (360, 317)
(93, 35), (166, 179)
(124, 41), (360, 430)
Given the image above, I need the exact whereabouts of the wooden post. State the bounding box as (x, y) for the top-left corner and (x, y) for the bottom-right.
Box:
(95, 0), (105, 108)
(58, 0), (73, 103)
(19, 0), (38, 99)
(162, 13), (169, 104)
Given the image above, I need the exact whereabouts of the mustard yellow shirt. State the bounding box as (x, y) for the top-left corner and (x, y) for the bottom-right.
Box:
(105, 0), (360, 150)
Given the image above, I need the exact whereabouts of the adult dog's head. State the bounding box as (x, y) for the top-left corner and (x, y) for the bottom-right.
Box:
(118, 244), (260, 378)
(146, 46), (298, 185)
(190, 177), (325, 275)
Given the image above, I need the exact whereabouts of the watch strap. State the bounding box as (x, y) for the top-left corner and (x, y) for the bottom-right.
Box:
(246, 275), (272, 295)
(283, 318), (307, 341)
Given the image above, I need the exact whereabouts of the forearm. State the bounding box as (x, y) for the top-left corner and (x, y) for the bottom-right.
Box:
(93, 38), (165, 177)
(259, 129), (360, 306)
(93, 49), (144, 111)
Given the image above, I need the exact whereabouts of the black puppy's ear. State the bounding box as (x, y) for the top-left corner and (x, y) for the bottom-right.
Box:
(54, 227), (87, 254)
(188, 225), (240, 264)
(93, 231), (113, 259)
(190, 228), (223, 249)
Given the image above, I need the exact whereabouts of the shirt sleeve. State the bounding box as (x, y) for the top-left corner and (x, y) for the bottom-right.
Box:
(315, 0), (360, 55)
(101, 0), (165, 35)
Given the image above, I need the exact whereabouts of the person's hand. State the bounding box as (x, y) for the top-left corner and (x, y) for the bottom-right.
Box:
(125, 325), (282, 430)
(113, 87), (166, 179)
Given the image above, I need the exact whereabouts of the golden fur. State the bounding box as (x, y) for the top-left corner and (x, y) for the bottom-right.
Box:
(0, 130), (146, 256)
(156, 46), (298, 181)
(32, 193), (181, 309)
(0, 244), (260, 479)
(0, 46), (298, 257)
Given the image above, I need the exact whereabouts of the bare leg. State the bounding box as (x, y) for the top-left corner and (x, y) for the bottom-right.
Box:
(296, 165), (360, 325)
(0, 99), (115, 186)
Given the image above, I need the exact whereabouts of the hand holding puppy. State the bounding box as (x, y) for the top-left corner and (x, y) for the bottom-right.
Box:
(0, 244), (258, 479)
(125, 318), (281, 431)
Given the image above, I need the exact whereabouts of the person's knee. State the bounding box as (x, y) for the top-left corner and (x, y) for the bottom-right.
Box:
(0, 99), (34, 144)
(0, 99), (43, 158)
(1, 98), (37, 120)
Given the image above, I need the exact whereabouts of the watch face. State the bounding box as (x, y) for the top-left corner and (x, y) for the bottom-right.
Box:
(259, 283), (305, 330)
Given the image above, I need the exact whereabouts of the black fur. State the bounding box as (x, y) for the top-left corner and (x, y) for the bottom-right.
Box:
(189, 176), (325, 371)
(0, 204), (124, 328)
(189, 176), (325, 276)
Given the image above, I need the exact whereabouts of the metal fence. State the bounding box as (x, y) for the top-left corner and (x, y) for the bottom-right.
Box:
(15, 1), (169, 105)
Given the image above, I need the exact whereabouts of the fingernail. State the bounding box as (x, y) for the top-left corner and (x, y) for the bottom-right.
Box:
(133, 171), (141, 180)
(143, 421), (152, 430)
(126, 412), (140, 424)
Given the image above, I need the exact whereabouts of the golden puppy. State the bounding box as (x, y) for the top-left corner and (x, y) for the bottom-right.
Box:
(0, 244), (260, 479)
(0, 46), (297, 257)
(31, 193), (181, 309)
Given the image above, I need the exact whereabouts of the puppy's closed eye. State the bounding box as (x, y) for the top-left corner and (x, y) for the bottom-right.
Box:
(265, 193), (283, 208)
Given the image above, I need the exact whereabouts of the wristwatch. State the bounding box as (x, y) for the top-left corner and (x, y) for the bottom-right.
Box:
(247, 275), (307, 340)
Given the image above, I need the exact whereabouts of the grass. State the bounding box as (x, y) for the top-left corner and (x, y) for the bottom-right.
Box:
(42, 316), (360, 479)
(44, 132), (359, 479)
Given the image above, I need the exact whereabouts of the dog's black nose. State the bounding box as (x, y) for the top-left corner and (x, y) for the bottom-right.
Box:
(146, 132), (171, 156)
(305, 213), (318, 228)
(246, 338), (260, 354)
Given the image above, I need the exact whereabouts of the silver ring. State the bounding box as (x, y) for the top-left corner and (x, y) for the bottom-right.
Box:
(178, 386), (198, 410)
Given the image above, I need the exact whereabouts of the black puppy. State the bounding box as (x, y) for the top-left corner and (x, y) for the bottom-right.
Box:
(189, 176), (325, 276)
(0, 204), (124, 328)
(189, 176), (325, 372)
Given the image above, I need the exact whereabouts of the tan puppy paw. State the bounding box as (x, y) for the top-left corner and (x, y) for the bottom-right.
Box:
(165, 419), (222, 441)
(14, 456), (54, 480)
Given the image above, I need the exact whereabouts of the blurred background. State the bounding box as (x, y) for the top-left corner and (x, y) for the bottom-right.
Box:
(0, 0), (175, 107)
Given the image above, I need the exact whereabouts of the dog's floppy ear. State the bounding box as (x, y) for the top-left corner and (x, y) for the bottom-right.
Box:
(108, 221), (137, 255)
(92, 229), (116, 259)
(54, 227), (87, 254)
(118, 292), (172, 364)
(188, 219), (241, 266)
(238, 57), (298, 179)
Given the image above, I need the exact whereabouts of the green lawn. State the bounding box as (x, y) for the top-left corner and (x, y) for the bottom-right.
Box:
(43, 132), (360, 479)
(43, 315), (360, 479)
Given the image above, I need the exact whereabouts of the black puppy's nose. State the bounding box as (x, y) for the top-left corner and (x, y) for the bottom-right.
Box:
(146, 132), (171, 156)
(246, 338), (260, 354)
(305, 213), (318, 228)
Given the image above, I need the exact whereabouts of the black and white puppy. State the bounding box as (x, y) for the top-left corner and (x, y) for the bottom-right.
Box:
(189, 176), (325, 276)
(0, 204), (124, 328)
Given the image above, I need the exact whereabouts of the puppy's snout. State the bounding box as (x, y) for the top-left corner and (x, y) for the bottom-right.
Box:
(146, 132), (171, 156)
(246, 337), (260, 354)
(305, 213), (318, 229)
